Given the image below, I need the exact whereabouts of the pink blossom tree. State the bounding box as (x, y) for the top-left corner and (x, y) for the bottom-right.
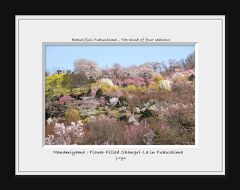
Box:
(74, 59), (102, 81)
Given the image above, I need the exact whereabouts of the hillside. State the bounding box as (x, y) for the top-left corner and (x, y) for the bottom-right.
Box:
(45, 52), (195, 145)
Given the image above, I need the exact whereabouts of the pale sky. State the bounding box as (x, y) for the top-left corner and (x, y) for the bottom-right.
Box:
(46, 45), (195, 73)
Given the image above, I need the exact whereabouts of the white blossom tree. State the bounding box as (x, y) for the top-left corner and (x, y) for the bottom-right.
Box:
(74, 59), (102, 81)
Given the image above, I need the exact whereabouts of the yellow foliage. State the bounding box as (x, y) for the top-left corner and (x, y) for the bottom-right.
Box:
(65, 108), (80, 122)
(45, 73), (68, 96)
(152, 73), (164, 83)
(126, 85), (137, 91)
(148, 81), (159, 91)
(72, 87), (89, 94)
(92, 81), (118, 93)
(82, 117), (90, 124)
(175, 76), (188, 82)
(119, 85), (147, 93)
(136, 86), (147, 93)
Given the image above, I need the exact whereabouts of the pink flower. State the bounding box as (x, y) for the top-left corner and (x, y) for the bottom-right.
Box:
(59, 95), (74, 105)
(124, 121), (154, 145)
(122, 77), (146, 86)
(74, 59), (102, 80)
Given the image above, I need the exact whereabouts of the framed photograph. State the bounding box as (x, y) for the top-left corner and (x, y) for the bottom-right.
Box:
(16, 15), (225, 175)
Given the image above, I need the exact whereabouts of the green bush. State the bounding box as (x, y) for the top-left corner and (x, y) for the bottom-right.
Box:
(116, 95), (128, 107)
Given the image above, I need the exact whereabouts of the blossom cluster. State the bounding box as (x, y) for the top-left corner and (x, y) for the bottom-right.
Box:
(59, 95), (74, 105)
(45, 120), (84, 145)
(124, 121), (155, 145)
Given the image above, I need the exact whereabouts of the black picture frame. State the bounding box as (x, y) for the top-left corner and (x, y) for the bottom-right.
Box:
(5, 2), (235, 186)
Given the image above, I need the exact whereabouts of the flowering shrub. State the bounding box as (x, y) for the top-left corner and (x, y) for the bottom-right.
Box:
(45, 74), (69, 97)
(148, 81), (159, 91)
(116, 95), (128, 107)
(66, 121), (85, 144)
(153, 127), (182, 145)
(84, 115), (125, 145)
(163, 103), (195, 144)
(104, 90), (124, 98)
(140, 99), (158, 120)
(45, 121), (84, 145)
(182, 68), (195, 76)
(128, 116), (138, 125)
(59, 95), (74, 105)
(45, 101), (66, 118)
(119, 106), (127, 113)
(133, 107), (141, 114)
(152, 73), (164, 83)
(71, 87), (90, 95)
(123, 86), (147, 94)
(120, 63), (154, 79)
(122, 77), (146, 87)
(126, 85), (137, 91)
(171, 80), (195, 104)
(46, 117), (53, 125)
(136, 86), (148, 93)
(93, 80), (118, 93)
(79, 97), (99, 116)
(65, 108), (80, 122)
(53, 122), (66, 136)
(169, 72), (185, 81)
(71, 72), (93, 88)
(168, 69), (194, 82)
(109, 97), (118, 107)
(74, 59), (102, 81)
(99, 78), (114, 86)
(46, 52), (195, 145)
(124, 121), (155, 145)
(159, 80), (172, 91)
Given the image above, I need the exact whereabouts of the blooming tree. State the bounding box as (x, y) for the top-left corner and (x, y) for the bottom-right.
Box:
(59, 95), (74, 105)
(124, 121), (155, 145)
(99, 78), (114, 86)
(45, 121), (85, 145)
(74, 59), (102, 81)
(159, 80), (172, 91)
